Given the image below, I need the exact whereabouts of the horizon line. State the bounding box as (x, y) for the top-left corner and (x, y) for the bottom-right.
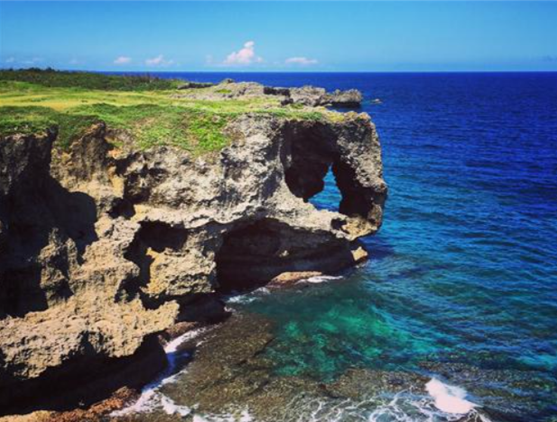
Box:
(3, 68), (557, 74)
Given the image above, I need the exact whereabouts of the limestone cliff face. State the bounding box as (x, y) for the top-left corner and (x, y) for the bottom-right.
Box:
(0, 109), (386, 413)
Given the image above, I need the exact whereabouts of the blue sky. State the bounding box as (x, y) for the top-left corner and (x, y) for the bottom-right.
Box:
(1, 1), (557, 72)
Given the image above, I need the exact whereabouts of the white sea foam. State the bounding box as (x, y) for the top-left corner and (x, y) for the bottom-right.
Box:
(226, 295), (257, 305)
(275, 385), (492, 422)
(225, 287), (271, 305)
(159, 395), (192, 417)
(300, 275), (343, 284)
(111, 327), (209, 417)
(226, 276), (341, 306)
(425, 378), (476, 414)
(111, 309), (484, 422)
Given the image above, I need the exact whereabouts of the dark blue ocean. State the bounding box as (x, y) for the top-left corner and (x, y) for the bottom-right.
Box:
(123, 73), (557, 421)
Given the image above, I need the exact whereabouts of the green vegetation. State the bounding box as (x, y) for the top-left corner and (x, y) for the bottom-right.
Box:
(0, 106), (102, 151)
(0, 68), (181, 91)
(0, 69), (341, 154)
(0, 103), (233, 153)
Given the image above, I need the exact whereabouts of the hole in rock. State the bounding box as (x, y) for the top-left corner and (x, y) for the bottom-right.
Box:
(281, 122), (358, 215)
(122, 221), (188, 303)
(282, 124), (336, 201)
(215, 219), (353, 292)
(280, 121), (385, 222)
(309, 167), (342, 212)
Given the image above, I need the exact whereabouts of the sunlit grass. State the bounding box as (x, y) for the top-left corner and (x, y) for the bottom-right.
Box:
(0, 78), (346, 154)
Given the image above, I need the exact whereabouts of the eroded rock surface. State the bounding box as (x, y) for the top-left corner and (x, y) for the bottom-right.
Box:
(174, 80), (364, 108)
(0, 84), (386, 414)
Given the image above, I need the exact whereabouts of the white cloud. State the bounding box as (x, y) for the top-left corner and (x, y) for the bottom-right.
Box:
(69, 58), (82, 65)
(114, 56), (132, 65)
(145, 54), (174, 67)
(4, 57), (44, 65)
(4, 56), (44, 66)
(285, 57), (318, 66)
(223, 41), (263, 66)
(20, 57), (43, 65)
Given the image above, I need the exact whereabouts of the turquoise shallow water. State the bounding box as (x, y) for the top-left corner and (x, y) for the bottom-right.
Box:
(125, 72), (557, 421)
(228, 73), (557, 421)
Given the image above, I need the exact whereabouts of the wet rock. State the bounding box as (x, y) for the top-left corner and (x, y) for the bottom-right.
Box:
(325, 368), (429, 400)
(161, 314), (276, 411)
(158, 313), (327, 422)
(267, 271), (323, 288)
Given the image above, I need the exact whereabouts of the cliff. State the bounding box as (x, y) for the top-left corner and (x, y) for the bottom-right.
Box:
(0, 72), (387, 415)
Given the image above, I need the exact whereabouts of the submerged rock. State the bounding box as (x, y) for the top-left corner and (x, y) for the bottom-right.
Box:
(0, 81), (386, 415)
(325, 368), (429, 400)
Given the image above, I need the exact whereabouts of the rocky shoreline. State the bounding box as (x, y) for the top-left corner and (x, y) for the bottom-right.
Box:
(0, 78), (387, 419)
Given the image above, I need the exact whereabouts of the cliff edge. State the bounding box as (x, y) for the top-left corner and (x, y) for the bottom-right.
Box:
(0, 71), (387, 415)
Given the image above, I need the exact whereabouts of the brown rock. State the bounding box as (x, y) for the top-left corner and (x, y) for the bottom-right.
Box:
(268, 271), (323, 287)
(0, 82), (386, 415)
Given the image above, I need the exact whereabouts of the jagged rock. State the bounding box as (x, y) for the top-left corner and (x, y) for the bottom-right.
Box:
(289, 86), (328, 106)
(173, 81), (363, 107)
(0, 85), (386, 414)
(177, 81), (214, 89)
(276, 86), (362, 108)
(263, 86), (291, 96)
(328, 89), (363, 108)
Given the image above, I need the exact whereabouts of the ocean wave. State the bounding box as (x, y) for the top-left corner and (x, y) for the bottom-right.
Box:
(113, 363), (492, 422)
(225, 287), (271, 305)
(111, 327), (209, 417)
(271, 379), (491, 422)
(425, 378), (476, 415)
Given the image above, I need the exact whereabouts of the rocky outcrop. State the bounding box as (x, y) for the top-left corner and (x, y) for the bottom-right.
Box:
(0, 127), (178, 414)
(328, 89), (363, 108)
(288, 87), (362, 107)
(176, 81), (363, 107)
(177, 81), (214, 89)
(0, 86), (386, 414)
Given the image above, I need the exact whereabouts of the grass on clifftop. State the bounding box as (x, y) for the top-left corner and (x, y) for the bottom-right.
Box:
(0, 68), (182, 91)
(0, 69), (338, 154)
(0, 103), (233, 153)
